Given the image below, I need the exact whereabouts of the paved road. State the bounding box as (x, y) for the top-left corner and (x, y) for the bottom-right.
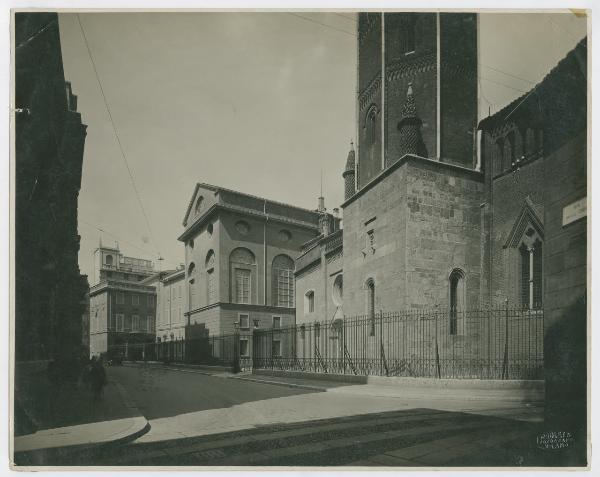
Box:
(107, 365), (321, 420)
(47, 364), (562, 467)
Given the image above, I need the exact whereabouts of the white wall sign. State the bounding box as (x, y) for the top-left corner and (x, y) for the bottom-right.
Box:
(562, 197), (587, 226)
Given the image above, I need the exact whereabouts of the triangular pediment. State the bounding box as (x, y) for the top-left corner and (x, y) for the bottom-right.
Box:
(503, 197), (544, 248)
(182, 183), (201, 227)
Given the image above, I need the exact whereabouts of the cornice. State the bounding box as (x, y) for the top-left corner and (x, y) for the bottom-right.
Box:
(178, 203), (320, 242)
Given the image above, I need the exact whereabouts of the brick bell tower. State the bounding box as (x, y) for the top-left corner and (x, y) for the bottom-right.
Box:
(356, 12), (478, 189)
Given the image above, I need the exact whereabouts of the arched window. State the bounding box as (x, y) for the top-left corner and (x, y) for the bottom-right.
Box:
(272, 254), (294, 307)
(525, 128), (536, 157)
(520, 239), (543, 310)
(230, 248), (255, 304)
(332, 274), (343, 307)
(365, 106), (378, 145)
(503, 134), (514, 170)
(188, 262), (197, 310)
(493, 138), (503, 175)
(365, 278), (375, 335)
(304, 290), (315, 314)
(449, 269), (465, 335)
(205, 250), (216, 305)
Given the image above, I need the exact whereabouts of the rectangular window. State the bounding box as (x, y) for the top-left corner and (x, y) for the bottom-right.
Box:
(253, 319), (260, 329)
(132, 314), (140, 332)
(116, 313), (124, 332)
(239, 314), (249, 330)
(109, 313), (116, 331)
(240, 339), (249, 357)
(116, 292), (125, 305)
(148, 316), (155, 332)
(276, 269), (294, 307)
(124, 315), (132, 332)
(207, 269), (216, 304)
(272, 316), (281, 329)
(148, 295), (155, 307)
(272, 340), (281, 357)
(235, 268), (251, 304)
(132, 294), (140, 306)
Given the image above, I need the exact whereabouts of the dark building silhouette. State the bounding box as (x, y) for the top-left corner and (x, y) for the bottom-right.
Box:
(15, 13), (88, 364)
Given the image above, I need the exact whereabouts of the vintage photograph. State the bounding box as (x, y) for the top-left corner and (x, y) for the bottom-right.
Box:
(11, 8), (588, 468)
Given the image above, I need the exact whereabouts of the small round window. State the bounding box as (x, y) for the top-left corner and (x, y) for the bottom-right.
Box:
(279, 229), (292, 242)
(235, 221), (250, 235)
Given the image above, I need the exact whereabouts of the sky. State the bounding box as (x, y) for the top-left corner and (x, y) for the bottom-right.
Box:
(56, 11), (587, 280)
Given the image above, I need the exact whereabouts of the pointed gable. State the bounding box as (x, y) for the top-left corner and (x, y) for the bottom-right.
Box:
(182, 183), (219, 227)
(503, 197), (544, 249)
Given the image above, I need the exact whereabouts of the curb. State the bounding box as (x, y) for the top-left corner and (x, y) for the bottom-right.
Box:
(228, 375), (328, 392)
(13, 380), (150, 464)
(122, 361), (235, 377)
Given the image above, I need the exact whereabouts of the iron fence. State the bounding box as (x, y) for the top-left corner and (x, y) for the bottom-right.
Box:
(105, 307), (543, 380)
(253, 308), (543, 380)
(107, 330), (253, 371)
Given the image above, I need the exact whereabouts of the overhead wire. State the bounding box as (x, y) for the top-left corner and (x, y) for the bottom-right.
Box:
(76, 14), (162, 260)
(287, 12), (356, 37)
(285, 12), (537, 98)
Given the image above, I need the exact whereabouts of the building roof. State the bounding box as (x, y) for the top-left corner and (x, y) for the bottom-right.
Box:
(182, 182), (323, 227)
(179, 182), (324, 242)
(478, 37), (587, 132)
(161, 268), (185, 283)
(139, 269), (178, 285)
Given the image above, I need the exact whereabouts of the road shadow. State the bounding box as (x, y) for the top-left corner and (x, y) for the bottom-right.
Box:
(108, 365), (322, 420)
(25, 407), (583, 467)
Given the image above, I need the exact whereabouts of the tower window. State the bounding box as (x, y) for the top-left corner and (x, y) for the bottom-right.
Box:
(365, 105), (379, 146)
(401, 15), (417, 54)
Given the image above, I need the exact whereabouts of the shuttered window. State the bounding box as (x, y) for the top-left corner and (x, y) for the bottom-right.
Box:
(235, 268), (251, 304)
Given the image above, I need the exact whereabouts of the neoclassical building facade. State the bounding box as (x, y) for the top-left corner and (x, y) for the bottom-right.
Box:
(177, 183), (338, 354)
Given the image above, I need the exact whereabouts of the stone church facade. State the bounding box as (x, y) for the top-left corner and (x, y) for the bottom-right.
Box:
(295, 13), (587, 330)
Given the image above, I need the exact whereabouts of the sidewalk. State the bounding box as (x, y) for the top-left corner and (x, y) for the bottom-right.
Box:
(13, 367), (150, 466)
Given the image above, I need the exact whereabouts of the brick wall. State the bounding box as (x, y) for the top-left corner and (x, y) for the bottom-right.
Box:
(487, 160), (545, 307)
(542, 130), (586, 451)
(357, 13), (383, 188)
(439, 13), (478, 167)
(385, 13), (437, 162)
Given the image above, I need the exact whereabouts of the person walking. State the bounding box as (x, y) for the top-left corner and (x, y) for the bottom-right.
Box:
(89, 356), (107, 402)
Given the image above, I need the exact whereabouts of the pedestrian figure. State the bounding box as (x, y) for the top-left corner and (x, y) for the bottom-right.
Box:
(89, 356), (107, 402)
